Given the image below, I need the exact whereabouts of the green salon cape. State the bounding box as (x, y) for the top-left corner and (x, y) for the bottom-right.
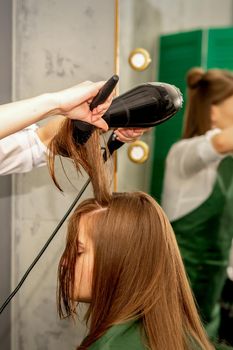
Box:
(89, 320), (146, 350)
(88, 321), (205, 350)
(172, 156), (233, 339)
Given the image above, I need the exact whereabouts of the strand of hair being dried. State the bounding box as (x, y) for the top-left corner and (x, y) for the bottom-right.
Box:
(48, 119), (112, 205)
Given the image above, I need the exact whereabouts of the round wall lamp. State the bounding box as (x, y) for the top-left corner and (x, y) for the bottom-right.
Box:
(127, 140), (149, 164)
(128, 48), (152, 71)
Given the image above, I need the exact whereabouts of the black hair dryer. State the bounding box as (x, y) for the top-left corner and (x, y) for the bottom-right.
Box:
(73, 82), (183, 153)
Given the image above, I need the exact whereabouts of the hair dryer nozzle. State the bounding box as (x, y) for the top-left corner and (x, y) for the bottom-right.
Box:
(72, 82), (183, 145)
(103, 82), (183, 128)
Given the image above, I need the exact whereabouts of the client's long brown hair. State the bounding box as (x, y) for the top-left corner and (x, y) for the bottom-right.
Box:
(48, 118), (111, 204)
(58, 192), (213, 350)
(48, 118), (212, 349)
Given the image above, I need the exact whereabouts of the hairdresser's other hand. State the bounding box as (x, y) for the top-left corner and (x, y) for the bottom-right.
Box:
(114, 128), (151, 143)
(54, 81), (113, 131)
(211, 124), (233, 154)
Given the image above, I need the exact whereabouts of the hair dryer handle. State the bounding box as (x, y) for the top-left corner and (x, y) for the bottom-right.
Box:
(73, 75), (119, 145)
(102, 132), (124, 161)
(107, 132), (124, 154)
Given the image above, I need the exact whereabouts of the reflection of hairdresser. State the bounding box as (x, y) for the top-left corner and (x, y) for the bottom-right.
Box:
(0, 80), (144, 175)
(162, 68), (233, 340)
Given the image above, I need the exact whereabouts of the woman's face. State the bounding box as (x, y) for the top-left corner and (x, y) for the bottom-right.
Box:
(211, 94), (233, 129)
(73, 214), (94, 303)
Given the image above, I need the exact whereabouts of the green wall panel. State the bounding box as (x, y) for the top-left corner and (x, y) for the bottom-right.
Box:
(150, 30), (203, 202)
(207, 27), (233, 70)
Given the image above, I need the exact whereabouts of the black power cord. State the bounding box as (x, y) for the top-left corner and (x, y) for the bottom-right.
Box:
(0, 178), (90, 315)
(0, 135), (124, 315)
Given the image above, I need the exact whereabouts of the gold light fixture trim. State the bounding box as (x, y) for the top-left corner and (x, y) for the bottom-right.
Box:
(128, 48), (152, 71)
(128, 140), (149, 164)
(114, 0), (119, 191)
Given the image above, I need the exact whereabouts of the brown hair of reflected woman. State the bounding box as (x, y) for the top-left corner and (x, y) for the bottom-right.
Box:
(183, 67), (233, 138)
(47, 120), (213, 350)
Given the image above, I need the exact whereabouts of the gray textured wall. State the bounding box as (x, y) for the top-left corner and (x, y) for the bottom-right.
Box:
(0, 1), (12, 350)
(11, 1), (115, 349)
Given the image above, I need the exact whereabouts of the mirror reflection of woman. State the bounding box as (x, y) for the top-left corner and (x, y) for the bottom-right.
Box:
(162, 68), (233, 341)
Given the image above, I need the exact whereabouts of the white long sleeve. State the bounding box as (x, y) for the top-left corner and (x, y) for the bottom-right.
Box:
(0, 125), (47, 175)
(161, 129), (228, 221)
(171, 129), (225, 178)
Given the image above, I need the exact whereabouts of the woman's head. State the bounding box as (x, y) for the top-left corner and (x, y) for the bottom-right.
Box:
(183, 67), (233, 138)
(59, 191), (178, 310)
(58, 191), (213, 350)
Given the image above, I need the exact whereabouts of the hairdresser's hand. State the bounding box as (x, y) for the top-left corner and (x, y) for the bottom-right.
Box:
(211, 125), (233, 154)
(114, 128), (151, 143)
(54, 81), (114, 131)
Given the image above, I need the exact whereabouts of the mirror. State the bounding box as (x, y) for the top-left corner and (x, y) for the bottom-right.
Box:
(118, 1), (233, 346)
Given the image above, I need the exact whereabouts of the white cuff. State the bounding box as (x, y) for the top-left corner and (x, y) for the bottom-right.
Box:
(198, 129), (225, 165)
(25, 126), (47, 168)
